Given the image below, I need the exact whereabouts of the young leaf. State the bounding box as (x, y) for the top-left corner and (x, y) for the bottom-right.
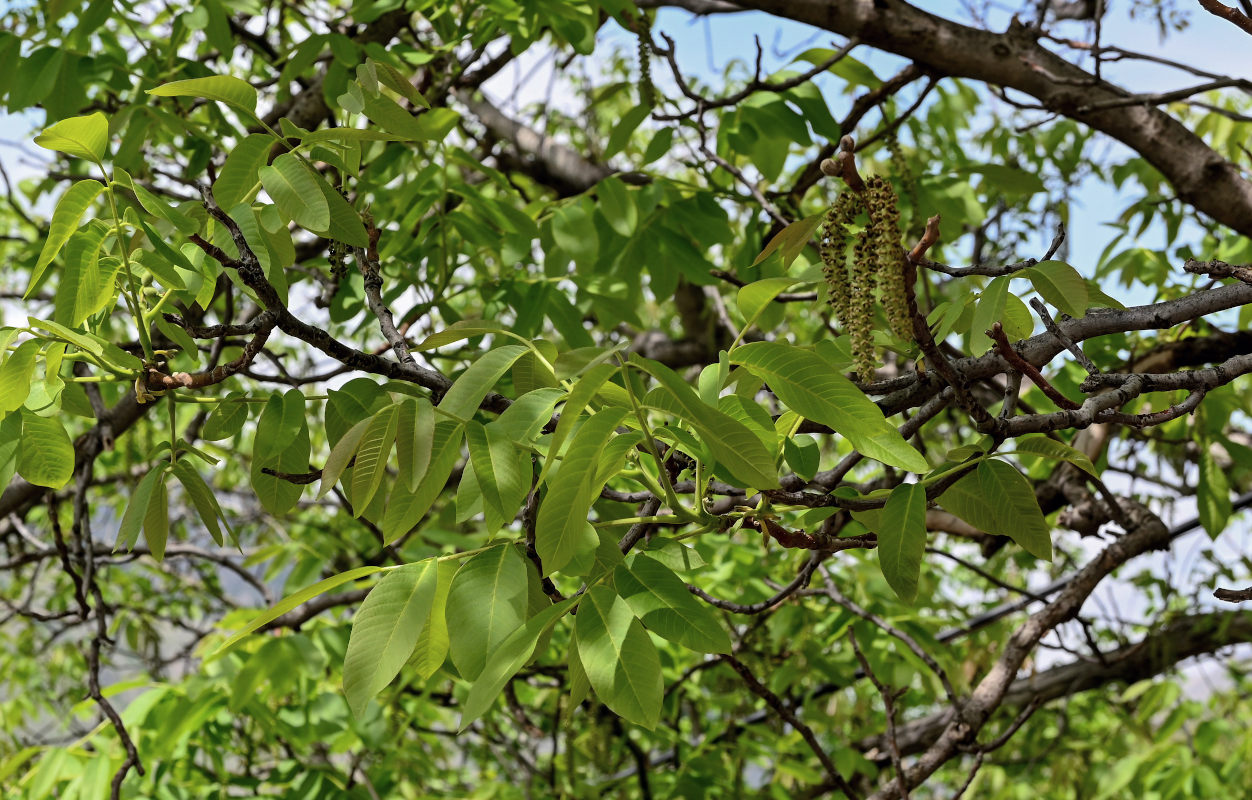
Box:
(536, 362), (615, 486)
(29, 179), (105, 295)
(465, 420), (529, 534)
(0, 339), (39, 415)
(16, 408), (74, 490)
(575, 585), (663, 729)
(260, 154), (330, 233)
(115, 465), (165, 552)
(459, 597), (576, 730)
(249, 390), (310, 515)
(614, 555), (731, 653)
(444, 544), (530, 681)
(343, 558), (441, 718)
(940, 460), (1052, 560)
(536, 409), (628, 574)
(1197, 449), (1232, 539)
(437, 344), (529, 420)
(148, 75), (258, 112)
(1025, 260), (1088, 319)
(395, 397), (436, 492)
(1009, 434), (1098, 476)
(349, 403), (399, 513)
(201, 394), (249, 440)
(33, 112), (108, 163)
(171, 460), (231, 547)
(380, 421), (463, 543)
(750, 212), (823, 267)
(206, 566), (385, 660)
(143, 473), (170, 561)
(411, 559), (458, 681)
(877, 482), (927, 603)
(728, 342), (929, 473)
(211, 133), (272, 208)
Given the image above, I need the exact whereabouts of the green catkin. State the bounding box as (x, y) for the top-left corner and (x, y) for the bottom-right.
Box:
(886, 133), (919, 232)
(820, 192), (858, 327)
(867, 176), (912, 341)
(849, 227), (878, 382)
(637, 26), (655, 109)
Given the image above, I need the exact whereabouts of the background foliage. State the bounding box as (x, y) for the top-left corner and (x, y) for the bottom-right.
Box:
(3, 0), (1252, 798)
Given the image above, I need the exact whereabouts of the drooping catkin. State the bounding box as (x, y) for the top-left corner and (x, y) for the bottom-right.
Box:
(819, 191), (858, 326)
(866, 176), (912, 341)
(637, 27), (655, 109)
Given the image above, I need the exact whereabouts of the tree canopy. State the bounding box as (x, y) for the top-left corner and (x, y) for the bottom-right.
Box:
(3, 0), (1252, 797)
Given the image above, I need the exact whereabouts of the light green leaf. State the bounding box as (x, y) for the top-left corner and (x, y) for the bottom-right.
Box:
(737, 277), (800, 322)
(211, 133), (272, 208)
(604, 104), (649, 159)
(249, 390), (310, 515)
(317, 415), (369, 499)
(437, 344), (529, 420)
(395, 397), (436, 492)
(16, 408), (74, 489)
(729, 342), (928, 473)
(877, 482), (927, 603)
(350, 403), (398, 513)
(1198, 449), (1232, 539)
(343, 558), (441, 718)
(969, 275), (1009, 352)
(411, 559), (458, 680)
(311, 170), (368, 247)
(148, 75), (257, 112)
(750, 212), (823, 267)
(536, 408), (628, 574)
(53, 221), (118, 327)
(302, 127), (414, 144)
(259, 154), (330, 232)
(445, 544), (530, 681)
(1024, 260), (1088, 319)
(171, 460), (231, 547)
(459, 597), (576, 730)
(416, 319), (514, 351)
(202, 394), (248, 440)
(537, 363), (614, 486)
(0, 339), (39, 414)
(636, 355), (781, 488)
(29, 180), (106, 296)
(33, 111), (108, 163)
(597, 176), (637, 237)
(614, 555), (730, 653)
(465, 420), (530, 534)
(207, 566), (385, 660)
(380, 421), (463, 543)
(940, 460), (1052, 560)
(575, 585), (662, 729)
(143, 472), (170, 561)
(115, 465), (164, 552)
(1009, 434), (1098, 476)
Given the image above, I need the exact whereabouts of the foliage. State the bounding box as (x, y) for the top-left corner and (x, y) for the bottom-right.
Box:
(2, 0), (1252, 798)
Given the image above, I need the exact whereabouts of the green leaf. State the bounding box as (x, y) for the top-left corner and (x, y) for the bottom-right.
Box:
(459, 597), (576, 730)
(380, 421), (463, 543)
(604, 104), (649, 159)
(249, 390), (310, 515)
(0, 339), (39, 414)
(737, 277), (799, 322)
(1198, 449), (1231, 539)
(201, 394), (248, 440)
(465, 420), (530, 534)
(350, 403), (398, 513)
(1024, 260), (1088, 319)
(33, 111), (108, 163)
(969, 275), (1009, 353)
(311, 170), (368, 247)
(411, 559), (457, 680)
(16, 408), (74, 489)
(207, 566), (385, 660)
(115, 465), (165, 551)
(940, 460), (1052, 560)
(636, 355), (781, 489)
(53, 221), (119, 327)
(143, 472), (170, 561)
(614, 555), (730, 653)
(437, 344), (529, 420)
(317, 415), (369, 499)
(537, 362), (614, 486)
(1009, 434), (1098, 476)
(211, 133), (272, 208)
(395, 397), (436, 491)
(148, 75), (257, 112)
(729, 342), (928, 473)
(750, 213), (823, 268)
(343, 558), (441, 718)
(29, 180), (105, 296)
(416, 319), (514, 351)
(444, 544), (530, 681)
(536, 408), (628, 574)
(575, 585), (663, 729)
(597, 176), (637, 237)
(876, 482), (927, 603)
(171, 460), (231, 547)
(260, 153), (330, 232)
